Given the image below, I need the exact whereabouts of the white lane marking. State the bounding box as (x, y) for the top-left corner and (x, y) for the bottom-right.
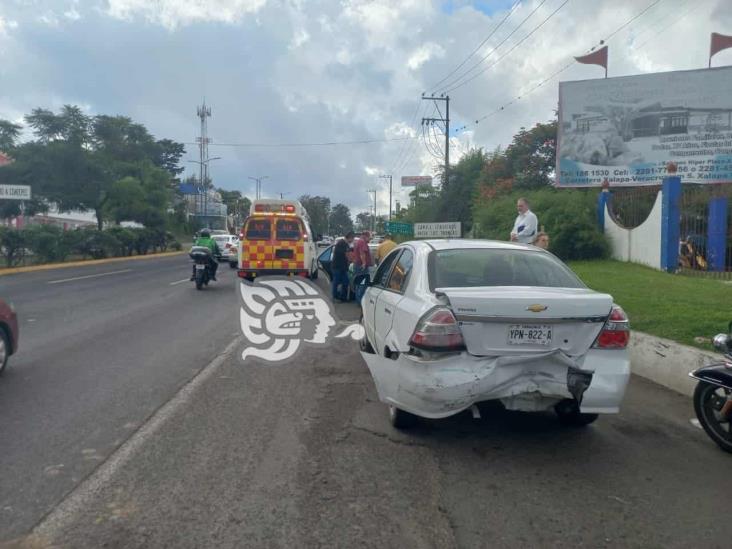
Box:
(689, 418), (702, 429)
(47, 269), (133, 285)
(169, 279), (190, 286)
(32, 336), (242, 538)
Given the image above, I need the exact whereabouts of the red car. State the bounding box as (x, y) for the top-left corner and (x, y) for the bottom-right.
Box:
(0, 298), (18, 374)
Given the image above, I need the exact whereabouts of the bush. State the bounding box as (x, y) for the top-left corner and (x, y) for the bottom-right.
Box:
(0, 226), (26, 267)
(170, 241), (183, 251)
(24, 225), (70, 263)
(472, 188), (610, 261)
(106, 227), (137, 256)
(73, 227), (121, 259)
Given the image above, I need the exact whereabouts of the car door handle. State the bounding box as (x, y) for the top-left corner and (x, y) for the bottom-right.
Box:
(369, 299), (375, 304)
(383, 307), (392, 315)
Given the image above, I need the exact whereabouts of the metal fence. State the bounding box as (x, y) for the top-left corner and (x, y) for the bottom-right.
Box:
(606, 185), (661, 229)
(679, 183), (732, 280)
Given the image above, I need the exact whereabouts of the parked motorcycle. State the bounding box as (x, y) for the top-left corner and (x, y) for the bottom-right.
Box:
(689, 322), (732, 453)
(189, 246), (213, 290)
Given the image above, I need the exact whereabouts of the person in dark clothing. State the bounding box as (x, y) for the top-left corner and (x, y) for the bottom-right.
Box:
(331, 231), (355, 301)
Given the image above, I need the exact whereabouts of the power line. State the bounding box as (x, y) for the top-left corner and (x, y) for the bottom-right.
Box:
(429, 0), (522, 92)
(182, 136), (416, 148)
(443, 0), (570, 94)
(453, 0), (665, 133)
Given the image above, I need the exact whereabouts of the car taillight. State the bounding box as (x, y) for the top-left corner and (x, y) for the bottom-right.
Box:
(593, 306), (630, 349)
(409, 308), (465, 351)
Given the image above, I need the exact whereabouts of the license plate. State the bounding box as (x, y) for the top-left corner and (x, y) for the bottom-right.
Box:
(195, 264), (206, 270)
(508, 324), (552, 346)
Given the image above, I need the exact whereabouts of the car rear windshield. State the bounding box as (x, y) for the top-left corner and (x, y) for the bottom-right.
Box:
(429, 248), (585, 289)
(245, 218), (271, 240)
(276, 219), (302, 241)
(213, 236), (230, 244)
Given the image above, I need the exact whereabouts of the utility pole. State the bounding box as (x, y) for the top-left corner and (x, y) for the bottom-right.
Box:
(249, 176), (269, 200)
(421, 94), (450, 189)
(367, 189), (377, 233)
(196, 100), (211, 225)
(379, 174), (393, 221)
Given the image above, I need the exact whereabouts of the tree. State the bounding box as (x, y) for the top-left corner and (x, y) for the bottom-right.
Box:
(503, 120), (557, 189)
(218, 188), (252, 220)
(3, 106), (185, 229)
(328, 203), (353, 236)
(0, 119), (22, 151)
(298, 194), (331, 236)
(355, 211), (373, 232)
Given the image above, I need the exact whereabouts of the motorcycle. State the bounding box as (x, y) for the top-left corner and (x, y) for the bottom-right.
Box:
(689, 321), (732, 453)
(189, 246), (213, 290)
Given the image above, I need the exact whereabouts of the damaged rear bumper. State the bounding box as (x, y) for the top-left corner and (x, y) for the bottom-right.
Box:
(361, 348), (630, 419)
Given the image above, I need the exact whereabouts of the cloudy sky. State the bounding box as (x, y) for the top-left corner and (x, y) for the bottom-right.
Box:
(1, 0), (730, 215)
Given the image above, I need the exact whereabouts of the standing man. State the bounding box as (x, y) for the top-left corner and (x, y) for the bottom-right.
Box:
(510, 198), (538, 244)
(353, 230), (373, 304)
(331, 231), (354, 302)
(375, 233), (397, 265)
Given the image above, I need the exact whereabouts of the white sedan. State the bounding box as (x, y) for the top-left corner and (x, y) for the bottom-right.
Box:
(359, 239), (630, 429)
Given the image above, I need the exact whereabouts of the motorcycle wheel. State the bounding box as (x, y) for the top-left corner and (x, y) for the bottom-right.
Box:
(195, 270), (204, 290)
(693, 381), (732, 453)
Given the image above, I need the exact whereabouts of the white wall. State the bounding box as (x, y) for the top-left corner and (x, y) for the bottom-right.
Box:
(604, 191), (662, 270)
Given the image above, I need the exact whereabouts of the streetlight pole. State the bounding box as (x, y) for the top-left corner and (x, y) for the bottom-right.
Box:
(187, 157), (222, 226)
(379, 174), (392, 221)
(248, 176), (269, 200)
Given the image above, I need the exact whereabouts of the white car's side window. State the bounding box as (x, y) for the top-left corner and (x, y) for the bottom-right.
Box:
(386, 249), (414, 293)
(372, 250), (401, 288)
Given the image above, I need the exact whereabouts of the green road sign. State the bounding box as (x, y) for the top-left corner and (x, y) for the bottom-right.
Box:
(384, 221), (413, 235)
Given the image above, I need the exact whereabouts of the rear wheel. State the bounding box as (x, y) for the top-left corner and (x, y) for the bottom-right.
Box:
(195, 270), (205, 290)
(389, 406), (418, 429)
(694, 381), (732, 453)
(0, 329), (9, 375)
(554, 399), (598, 427)
(229, 261), (237, 269)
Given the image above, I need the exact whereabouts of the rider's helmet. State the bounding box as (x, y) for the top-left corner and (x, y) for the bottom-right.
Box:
(199, 229), (211, 238)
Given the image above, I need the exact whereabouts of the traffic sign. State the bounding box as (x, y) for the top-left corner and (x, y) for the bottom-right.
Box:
(414, 222), (461, 238)
(0, 185), (31, 200)
(401, 176), (432, 187)
(384, 221), (413, 235)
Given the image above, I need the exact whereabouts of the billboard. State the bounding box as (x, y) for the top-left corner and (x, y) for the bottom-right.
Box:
(401, 176), (433, 187)
(557, 66), (732, 186)
(414, 222), (461, 238)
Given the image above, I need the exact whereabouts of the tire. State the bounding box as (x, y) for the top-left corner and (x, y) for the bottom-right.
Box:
(693, 381), (732, 453)
(0, 329), (9, 375)
(229, 261), (237, 269)
(195, 270), (205, 290)
(554, 399), (598, 427)
(359, 315), (375, 354)
(389, 405), (418, 429)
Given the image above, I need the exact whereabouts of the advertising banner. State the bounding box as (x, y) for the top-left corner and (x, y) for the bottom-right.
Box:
(557, 66), (732, 186)
(0, 184), (31, 200)
(401, 176), (433, 187)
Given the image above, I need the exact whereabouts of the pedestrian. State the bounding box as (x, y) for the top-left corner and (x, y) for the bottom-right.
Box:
(510, 197), (538, 244)
(375, 233), (397, 265)
(533, 231), (550, 250)
(331, 231), (354, 302)
(353, 230), (373, 304)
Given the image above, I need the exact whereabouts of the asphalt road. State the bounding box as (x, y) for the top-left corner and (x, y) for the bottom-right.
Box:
(2, 257), (730, 548)
(0, 255), (240, 541)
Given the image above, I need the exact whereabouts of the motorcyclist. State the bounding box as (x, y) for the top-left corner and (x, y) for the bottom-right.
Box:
(190, 229), (220, 281)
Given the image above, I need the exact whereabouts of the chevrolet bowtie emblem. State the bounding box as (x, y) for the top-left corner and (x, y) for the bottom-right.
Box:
(526, 304), (547, 313)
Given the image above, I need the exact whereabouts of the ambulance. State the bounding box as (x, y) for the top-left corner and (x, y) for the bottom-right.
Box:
(237, 199), (319, 280)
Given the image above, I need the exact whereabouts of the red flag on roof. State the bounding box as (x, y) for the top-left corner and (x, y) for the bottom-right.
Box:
(710, 32), (732, 67)
(574, 45), (608, 77)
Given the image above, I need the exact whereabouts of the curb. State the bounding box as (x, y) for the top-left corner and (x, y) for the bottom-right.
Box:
(629, 331), (720, 397)
(0, 251), (186, 277)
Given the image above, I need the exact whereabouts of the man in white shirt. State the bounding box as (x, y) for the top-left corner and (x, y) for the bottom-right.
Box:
(510, 198), (538, 244)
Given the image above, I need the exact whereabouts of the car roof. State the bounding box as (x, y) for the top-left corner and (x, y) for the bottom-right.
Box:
(406, 239), (540, 252)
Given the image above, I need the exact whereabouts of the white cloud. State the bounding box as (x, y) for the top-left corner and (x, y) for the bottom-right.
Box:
(407, 42), (445, 70)
(64, 8), (82, 21)
(106, 0), (268, 29)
